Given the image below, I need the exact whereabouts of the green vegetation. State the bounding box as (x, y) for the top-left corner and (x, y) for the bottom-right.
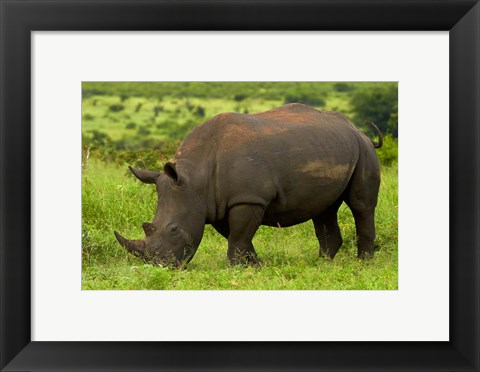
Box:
(82, 82), (398, 290)
(350, 83), (398, 137)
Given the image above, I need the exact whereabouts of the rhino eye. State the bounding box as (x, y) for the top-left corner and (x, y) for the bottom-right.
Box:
(169, 225), (179, 235)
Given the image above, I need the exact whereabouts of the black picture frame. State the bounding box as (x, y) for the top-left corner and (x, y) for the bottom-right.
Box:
(1, 1), (479, 371)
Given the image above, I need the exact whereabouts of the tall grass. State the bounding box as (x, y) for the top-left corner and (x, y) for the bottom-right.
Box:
(82, 160), (397, 290)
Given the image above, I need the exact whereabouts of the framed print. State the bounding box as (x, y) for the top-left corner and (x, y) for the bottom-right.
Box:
(1, 1), (479, 371)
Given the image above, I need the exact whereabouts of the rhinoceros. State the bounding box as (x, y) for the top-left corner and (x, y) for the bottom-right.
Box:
(114, 103), (382, 267)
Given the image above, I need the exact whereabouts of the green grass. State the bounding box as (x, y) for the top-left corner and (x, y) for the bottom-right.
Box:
(81, 82), (387, 144)
(82, 160), (397, 290)
(82, 95), (285, 142)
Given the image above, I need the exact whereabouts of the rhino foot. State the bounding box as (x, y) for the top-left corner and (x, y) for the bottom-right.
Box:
(228, 251), (262, 267)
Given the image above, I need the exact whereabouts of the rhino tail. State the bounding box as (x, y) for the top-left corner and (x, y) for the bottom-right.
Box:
(366, 120), (383, 149)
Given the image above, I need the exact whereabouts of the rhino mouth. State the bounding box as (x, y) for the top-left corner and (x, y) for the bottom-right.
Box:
(152, 256), (181, 268)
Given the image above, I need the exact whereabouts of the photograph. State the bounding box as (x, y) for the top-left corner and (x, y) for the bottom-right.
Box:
(82, 82), (398, 290)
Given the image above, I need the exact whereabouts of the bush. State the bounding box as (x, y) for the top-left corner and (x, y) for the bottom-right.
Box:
(117, 142), (180, 168)
(153, 105), (164, 117)
(135, 103), (143, 113)
(125, 122), (136, 130)
(233, 94), (246, 102)
(83, 113), (95, 121)
(284, 93), (325, 107)
(83, 130), (112, 148)
(167, 119), (197, 140)
(387, 111), (398, 137)
(104, 114), (119, 123)
(376, 134), (398, 166)
(195, 105), (206, 118)
(109, 104), (124, 112)
(137, 126), (151, 136)
(350, 83), (398, 137)
(185, 99), (195, 112)
(156, 119), (178, 131)
(334, 83), (355, 92)
(121, 149), (164, 172)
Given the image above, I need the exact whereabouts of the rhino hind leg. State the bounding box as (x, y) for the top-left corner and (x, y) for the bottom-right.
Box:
(312, 199), (344, 259)
(344, 148), (380, 259)
(350, 208), (376, 259)
(226, 204), (264, 266)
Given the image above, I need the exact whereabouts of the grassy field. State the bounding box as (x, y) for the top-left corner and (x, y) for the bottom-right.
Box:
(82, 160), (397, 290)
(82, 82), (398, 290)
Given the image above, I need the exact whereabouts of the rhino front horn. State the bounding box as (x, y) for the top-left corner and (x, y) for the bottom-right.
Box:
(114, 231), (146, 257)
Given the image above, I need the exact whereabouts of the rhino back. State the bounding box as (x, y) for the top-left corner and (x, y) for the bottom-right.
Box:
(175, 104), (363, 224)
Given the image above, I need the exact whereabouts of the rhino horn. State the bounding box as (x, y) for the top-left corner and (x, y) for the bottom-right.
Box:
(128, 166), (160, 184)
(114, 231), (146, 257)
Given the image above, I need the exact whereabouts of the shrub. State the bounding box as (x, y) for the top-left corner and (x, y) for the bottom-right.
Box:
(112, 149), (165, 173)
(83, 130), (112, 148)
(167, 119), (197, 140)
(350, 83), (398, 137)
(376, 134), (398, 166)
(117, 143), (180, 171)
(185, 99), (195, 112)
(387, 110), (398, 137)
(153, 105), (164, 117)
(284, 93), (325, 107)
(156, 119), (178, 131)
(233, 94), (246, 102)
(195, 105), (206, 118)
(334, 83), (355, 92)
(135, 103), (143, 113)
(120, 94), (129, 102)
(83, 113), (95, 121)
(104, 115), (119, 123)
(109, 104), (124, 112)
(137, 126), (151, 136)
(125, 122), (136, 129)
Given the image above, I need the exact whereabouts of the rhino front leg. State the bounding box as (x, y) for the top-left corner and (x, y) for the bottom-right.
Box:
(211, 220), (230, 239)
(227, 204), (264, 266)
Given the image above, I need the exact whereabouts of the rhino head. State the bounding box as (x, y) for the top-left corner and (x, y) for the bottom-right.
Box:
(114, 162), (205, 268)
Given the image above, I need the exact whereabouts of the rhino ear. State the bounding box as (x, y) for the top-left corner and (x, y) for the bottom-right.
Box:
(164, 162), (181, 184)
(129, 166), (160, 184)
(142, 222), (156, 237)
